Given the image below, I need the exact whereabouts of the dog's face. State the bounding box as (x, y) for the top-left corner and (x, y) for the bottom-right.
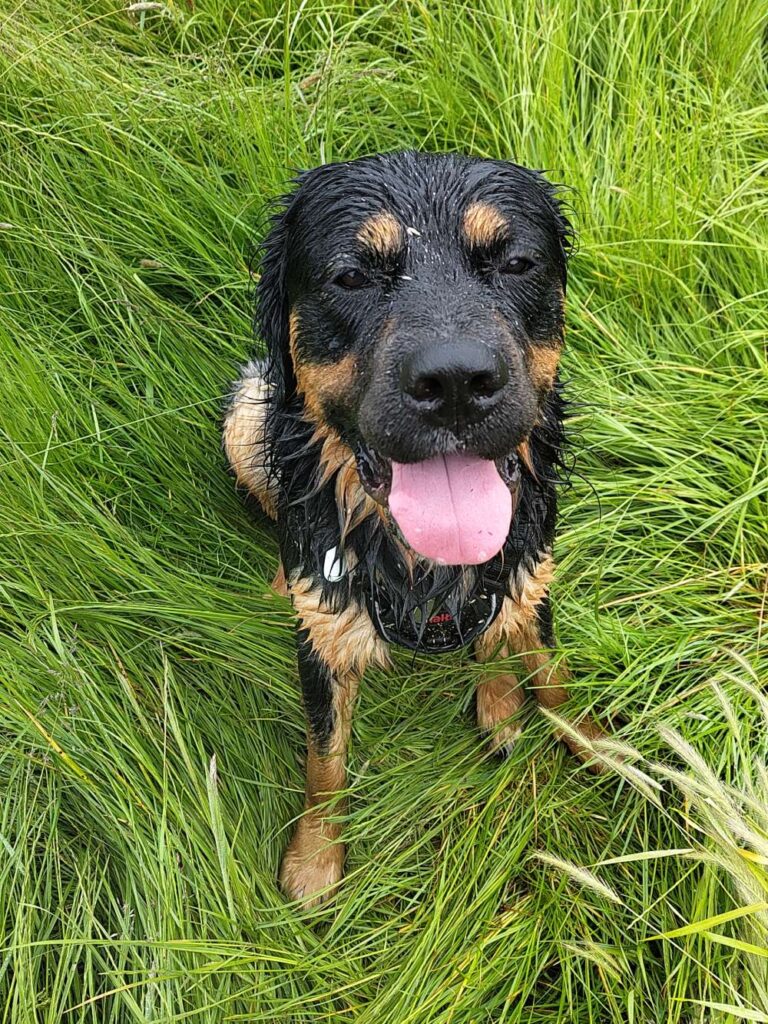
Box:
(261, 151), (571, 565)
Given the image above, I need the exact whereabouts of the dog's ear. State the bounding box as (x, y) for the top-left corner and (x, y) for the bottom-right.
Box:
(256, 168), (328, 406)
(256, 191), (296, 407)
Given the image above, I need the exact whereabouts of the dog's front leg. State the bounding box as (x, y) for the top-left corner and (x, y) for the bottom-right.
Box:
(514, 595), (607, 773)
(278, 630), (358, 907)
(279, 576), (388, 907)
(474, 643), (527, 756)
(475, 554), (606, 771)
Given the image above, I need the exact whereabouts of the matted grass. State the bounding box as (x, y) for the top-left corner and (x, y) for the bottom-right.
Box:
(1, 1), (767, 1020)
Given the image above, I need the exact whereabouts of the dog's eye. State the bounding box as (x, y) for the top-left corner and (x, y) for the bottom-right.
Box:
(333, 268), (371, 290)
(500, 256), (534, 276)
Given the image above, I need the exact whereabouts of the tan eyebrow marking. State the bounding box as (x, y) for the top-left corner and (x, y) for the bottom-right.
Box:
(356, 211), (404, 258)
(462, 201), (508, 247)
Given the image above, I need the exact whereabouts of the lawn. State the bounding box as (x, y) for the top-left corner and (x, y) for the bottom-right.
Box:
(1, 1), (767, 1020)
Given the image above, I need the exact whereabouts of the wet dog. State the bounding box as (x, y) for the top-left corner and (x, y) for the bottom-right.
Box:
(224, 151), (606, 907)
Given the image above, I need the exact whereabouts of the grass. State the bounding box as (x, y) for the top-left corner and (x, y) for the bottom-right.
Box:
(0, 0), (767, 1020)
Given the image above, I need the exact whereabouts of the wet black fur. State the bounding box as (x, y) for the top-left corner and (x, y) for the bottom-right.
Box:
(245, 150), (572, 748)
(296, 626), (335, 747)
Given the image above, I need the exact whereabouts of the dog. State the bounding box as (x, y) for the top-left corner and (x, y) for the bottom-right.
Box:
(224, 151), (606, 907)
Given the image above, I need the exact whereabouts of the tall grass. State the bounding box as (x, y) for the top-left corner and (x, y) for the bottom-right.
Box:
(0, 1), (766, 1020)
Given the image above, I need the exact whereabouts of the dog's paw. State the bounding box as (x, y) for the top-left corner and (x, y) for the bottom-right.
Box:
(557, 716), (611, 775)
(477, 673), (526, 757)
(483, 719), (524, 757)
(279, 826), (345, 909)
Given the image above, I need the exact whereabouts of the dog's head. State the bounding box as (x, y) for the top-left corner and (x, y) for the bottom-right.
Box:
(259, 151), (571, 566)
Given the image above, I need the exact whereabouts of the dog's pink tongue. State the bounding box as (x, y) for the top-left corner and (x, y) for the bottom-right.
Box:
(389, 453), (512, 565)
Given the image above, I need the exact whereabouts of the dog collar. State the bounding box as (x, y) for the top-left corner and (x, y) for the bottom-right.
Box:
(321, 540), (504, 653)
(367, 583), (501, 653)
(360, 553), (507, 653)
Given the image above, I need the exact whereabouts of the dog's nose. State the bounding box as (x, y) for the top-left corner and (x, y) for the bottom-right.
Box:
(400, 340), (508, 426)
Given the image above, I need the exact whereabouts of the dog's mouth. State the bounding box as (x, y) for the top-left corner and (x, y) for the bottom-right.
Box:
(356, 446), (521, 566)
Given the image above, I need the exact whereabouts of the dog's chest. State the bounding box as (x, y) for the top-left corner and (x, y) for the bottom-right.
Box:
(317, 536), (510, 654)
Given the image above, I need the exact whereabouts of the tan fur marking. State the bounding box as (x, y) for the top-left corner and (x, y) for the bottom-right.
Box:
(296, 352), (357, 424)
(271, 562), (289, 597)
(289, 310), (358, 427)
(316, 426), (354, 485)
(527, 344), (562, 392)
(519, 645), (606, 770)
(463, 201), (508, 247)
(223, 369), (277, 518)
(279, 821), (345, 908)
(517, 438), (536, 479)
(289, 575), (390, 678)
(300, 316), (397, 537)
(335, 459), (382, 535)
(356, 210), (403, 258)
(288, 309), (300, 370)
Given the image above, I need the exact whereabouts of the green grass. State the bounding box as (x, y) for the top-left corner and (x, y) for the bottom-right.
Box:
(1, 0), (767, 1020)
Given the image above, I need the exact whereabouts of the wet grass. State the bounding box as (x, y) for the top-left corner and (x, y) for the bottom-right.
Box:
(0, 1), (767, 1020)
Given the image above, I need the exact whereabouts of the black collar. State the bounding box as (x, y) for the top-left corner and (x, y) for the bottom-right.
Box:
(353, 537), (512, 653)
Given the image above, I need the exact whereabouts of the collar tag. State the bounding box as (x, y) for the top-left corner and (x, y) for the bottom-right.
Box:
(323, 546), (347, 583)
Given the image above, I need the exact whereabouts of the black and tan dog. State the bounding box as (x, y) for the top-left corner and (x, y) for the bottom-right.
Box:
(224, 151), (606, 907)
